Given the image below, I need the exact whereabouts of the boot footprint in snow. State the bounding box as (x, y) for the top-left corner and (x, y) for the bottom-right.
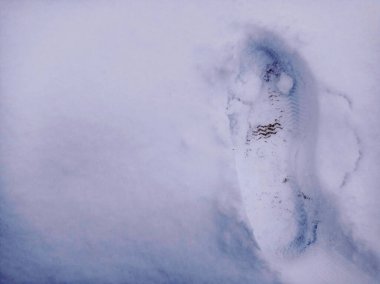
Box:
(227, 35), (320, 256)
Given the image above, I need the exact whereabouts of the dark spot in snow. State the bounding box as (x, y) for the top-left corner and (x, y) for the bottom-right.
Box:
(298, 191), (311, 200)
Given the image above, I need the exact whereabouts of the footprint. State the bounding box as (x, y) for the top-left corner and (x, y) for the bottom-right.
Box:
(227, 34), (320, 256)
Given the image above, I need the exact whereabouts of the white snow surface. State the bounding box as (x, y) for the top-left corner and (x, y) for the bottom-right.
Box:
(0, 1), (379, 283)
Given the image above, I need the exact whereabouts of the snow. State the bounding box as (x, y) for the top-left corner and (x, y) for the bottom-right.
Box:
(0, 0), (379, 283)
(277, 73), (293, 94)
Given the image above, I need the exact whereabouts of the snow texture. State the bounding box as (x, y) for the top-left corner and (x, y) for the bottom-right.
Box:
(0, 1), (379, 283)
